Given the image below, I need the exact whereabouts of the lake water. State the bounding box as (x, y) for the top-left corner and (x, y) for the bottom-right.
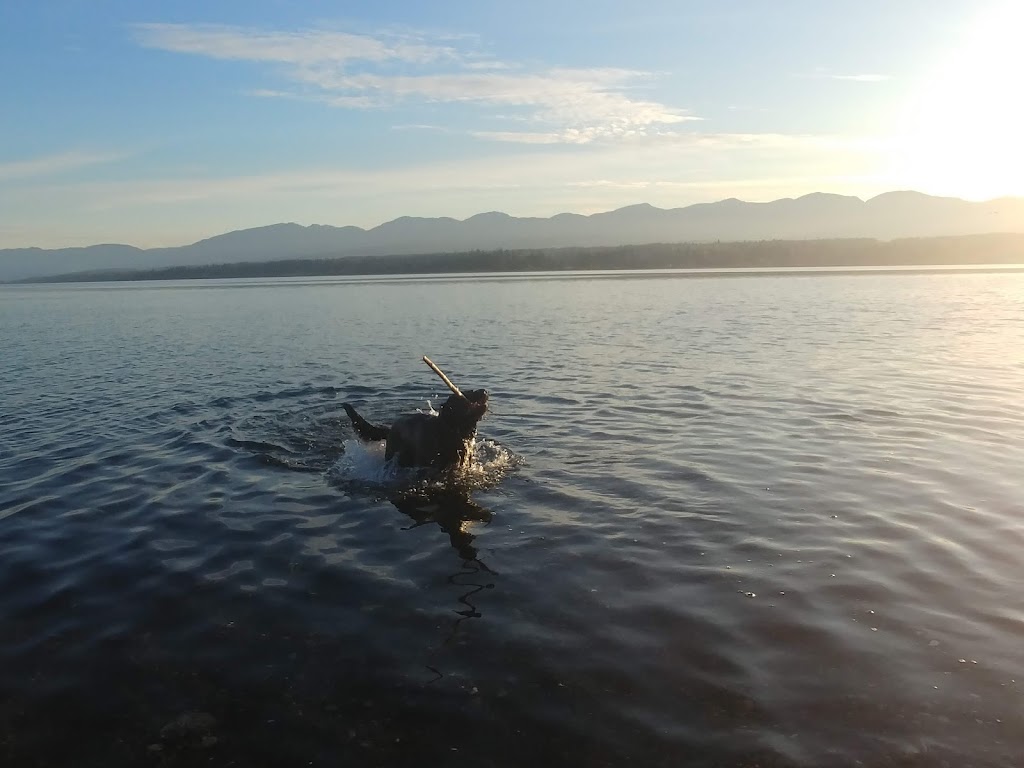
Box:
(1, 270), (1023, 767)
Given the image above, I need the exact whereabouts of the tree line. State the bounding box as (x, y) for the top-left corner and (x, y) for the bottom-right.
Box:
(17, 233), (1024, 283)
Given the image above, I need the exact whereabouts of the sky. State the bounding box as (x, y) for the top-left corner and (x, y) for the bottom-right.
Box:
(2, 0), (1022, 249)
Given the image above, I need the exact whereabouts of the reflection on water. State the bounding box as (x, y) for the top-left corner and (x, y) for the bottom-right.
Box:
(391, 487), (496, 566)
(1, 271), (1023, 767)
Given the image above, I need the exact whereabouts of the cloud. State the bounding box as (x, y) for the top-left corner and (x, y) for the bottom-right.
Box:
(133, 22), (695, 144)
(133, 23), (451, 66)
(390, 123), (453, 134)
(798, 69), (891, 82)
(653, 132), (878, 150)
(830, 74), (891, 82)
(471, 131), (566, 144)
(565, 175), (861, 191)
(0, 150), (128, 182)
(248, 88), (380, 109)
(494, 130), (881, 152)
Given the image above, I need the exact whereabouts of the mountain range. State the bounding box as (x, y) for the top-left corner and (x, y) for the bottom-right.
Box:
(3, 191), (1023, 282)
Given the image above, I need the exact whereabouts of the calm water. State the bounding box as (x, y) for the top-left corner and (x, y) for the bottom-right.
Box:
(1, 271), (1023, 767)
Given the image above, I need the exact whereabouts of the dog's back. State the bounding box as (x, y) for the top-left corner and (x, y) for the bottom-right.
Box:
(385, 412), (467, 468)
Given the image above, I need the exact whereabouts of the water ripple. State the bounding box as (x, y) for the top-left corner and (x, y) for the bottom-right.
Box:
(1, 273), (1023, 766)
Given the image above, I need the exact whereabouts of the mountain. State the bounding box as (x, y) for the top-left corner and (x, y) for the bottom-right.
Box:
(3, 191), (1023, 282)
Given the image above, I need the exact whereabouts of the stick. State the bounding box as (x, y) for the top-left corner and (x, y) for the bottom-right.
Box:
(422, 356), (466, 400)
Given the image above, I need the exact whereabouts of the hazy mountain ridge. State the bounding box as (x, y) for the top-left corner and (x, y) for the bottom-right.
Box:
(16, 234), (1024, 285)
(3, 191), (1023, 281)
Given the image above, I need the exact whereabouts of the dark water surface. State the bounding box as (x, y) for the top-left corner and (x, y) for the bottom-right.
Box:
(2, 271), (1022, 767)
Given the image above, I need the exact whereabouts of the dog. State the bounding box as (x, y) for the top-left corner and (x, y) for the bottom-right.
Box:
(343, 388), (488, 471)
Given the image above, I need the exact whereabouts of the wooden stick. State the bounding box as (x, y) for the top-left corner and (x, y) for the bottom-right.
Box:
(422, 356), (466, 400)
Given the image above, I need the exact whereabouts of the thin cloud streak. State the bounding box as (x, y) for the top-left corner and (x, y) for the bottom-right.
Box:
(566, 175), (868, 191)
(0, 150), (128, 182)
(19, 129), (883, 212)
(133, 23), (452, 66)
(470, 130), (879, 150)
(831, 74), (891, 82)
(797, 70), (891, 82)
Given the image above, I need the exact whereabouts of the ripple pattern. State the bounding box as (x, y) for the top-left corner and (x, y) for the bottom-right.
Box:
(1, 272), (1023, 767)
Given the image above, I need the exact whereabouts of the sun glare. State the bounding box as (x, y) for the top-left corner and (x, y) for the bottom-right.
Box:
(888, 1), (1024, 200)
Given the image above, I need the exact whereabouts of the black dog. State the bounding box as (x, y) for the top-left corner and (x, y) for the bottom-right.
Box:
(343, 388), (488, 470)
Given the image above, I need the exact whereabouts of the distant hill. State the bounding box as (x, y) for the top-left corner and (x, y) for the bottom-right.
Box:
(3, 191), (1024, 282)
(16, 234), (1024, 285)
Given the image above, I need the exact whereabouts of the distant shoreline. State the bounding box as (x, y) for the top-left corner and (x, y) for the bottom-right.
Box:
(9, 233), (1024, 285)
(12, 264), (1024, 290)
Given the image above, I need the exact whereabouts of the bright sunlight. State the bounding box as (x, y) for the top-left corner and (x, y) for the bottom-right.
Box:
(888, 1), (1024, 199)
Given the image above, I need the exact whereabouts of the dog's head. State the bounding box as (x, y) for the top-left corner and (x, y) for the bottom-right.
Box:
(438, 388), (488, 438)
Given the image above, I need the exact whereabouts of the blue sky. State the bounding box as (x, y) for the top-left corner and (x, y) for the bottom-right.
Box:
(2, 0), (1021, 248)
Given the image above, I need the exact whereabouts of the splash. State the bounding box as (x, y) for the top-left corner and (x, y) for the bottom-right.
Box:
(329, 435), (520, 492)
(331, 438), (398, 486)
(455, 438), (521, 489)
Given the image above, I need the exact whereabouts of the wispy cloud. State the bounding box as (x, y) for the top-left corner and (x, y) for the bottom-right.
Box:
(0, 150), (128, 182)
(133, 23), (696, 145)
(830, 73), (890, 82)
(482, 130), (882, 151)
(798, 69), (891, 82)
(565, 175), (863, 191)
(27, 129), (880, 212)
(134, 23), (452, 66)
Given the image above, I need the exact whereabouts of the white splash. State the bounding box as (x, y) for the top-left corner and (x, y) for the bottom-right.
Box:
(331, 438), (400, 486)
(457, 438), (520, 485)
(329, 434), (520, 490)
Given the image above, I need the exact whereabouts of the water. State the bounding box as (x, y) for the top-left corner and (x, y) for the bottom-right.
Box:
(1, 270), (1022, 767)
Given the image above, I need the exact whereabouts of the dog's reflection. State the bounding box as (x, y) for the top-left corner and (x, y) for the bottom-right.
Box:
(390, 487), (495, 566)
(392, 488), (498, 648)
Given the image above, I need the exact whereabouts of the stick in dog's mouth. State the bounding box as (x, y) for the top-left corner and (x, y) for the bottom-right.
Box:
(422, 356), (467, 401)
